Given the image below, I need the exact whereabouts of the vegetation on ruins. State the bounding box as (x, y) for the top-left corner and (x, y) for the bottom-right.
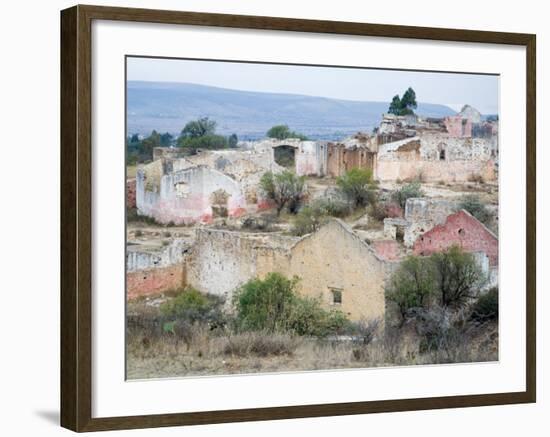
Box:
(232, 272), (349, 337)
(336, 168), (378, 209)
(388, 87), (418, 116)
(291, 198), (350, 236)
(259, 170), (306, 216)
(469, 287), (498, 323)
(266, 124), (308, 141)
(126, 130), (173, 164)
(431, 246), (486, 308)
(459, 195), (491, 225)
(386, 246), (487, 327)
(177, 116), (238, 152)
(386, 255), (437, 326)
(391, 181), (424, 208)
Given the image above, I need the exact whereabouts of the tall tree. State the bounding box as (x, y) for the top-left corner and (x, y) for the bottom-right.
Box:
(180, 117), (217, 139)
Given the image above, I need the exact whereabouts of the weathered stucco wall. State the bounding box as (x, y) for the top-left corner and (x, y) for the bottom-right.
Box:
(136, 165), (247, 224)
(444, 115), (472, 137)
(185, 229), (293, 301)
(376, 134), (496, 182)
(413, 210), (498, 267)
(372, 240), (401, 261)
(289, 220), (390, 322)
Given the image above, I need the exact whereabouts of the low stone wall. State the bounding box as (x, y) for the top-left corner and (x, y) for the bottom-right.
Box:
(127, 264), (185, 300)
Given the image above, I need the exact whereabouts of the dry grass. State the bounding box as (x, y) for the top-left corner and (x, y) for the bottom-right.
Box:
(126, 322), (498, 379)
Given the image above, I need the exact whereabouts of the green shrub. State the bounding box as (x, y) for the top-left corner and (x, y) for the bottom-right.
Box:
(430, 245), (486, 308)
(233, 273), (350, 336)
(470, 287), (498, 322)
(292, 206), (324, 236)
(260, 171), (306, 216)
(160, 287), (226, 327)
(391, 181), (424, 208)
(459, 195), (491, 224)
(287, 296), (348, 337)
(336, 168), (377, 209)
(233, 273), (298, 332)
(386, 255), (436, 326)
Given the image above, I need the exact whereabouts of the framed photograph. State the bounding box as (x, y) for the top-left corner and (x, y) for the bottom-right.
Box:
(60, 4), (536, 432)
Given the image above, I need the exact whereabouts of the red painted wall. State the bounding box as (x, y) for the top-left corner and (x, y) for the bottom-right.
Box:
(127, 264), (185, 300)
(126, 178), (136, 208)
(413, 210), (498, 266)
(372, 240), (401, 261)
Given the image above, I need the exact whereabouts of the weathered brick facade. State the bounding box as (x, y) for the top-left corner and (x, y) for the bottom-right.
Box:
(412, 210), (498, 266)
(127, 263), (185, 300)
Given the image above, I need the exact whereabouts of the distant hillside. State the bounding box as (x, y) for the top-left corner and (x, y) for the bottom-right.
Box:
(127, 81), (456, 141)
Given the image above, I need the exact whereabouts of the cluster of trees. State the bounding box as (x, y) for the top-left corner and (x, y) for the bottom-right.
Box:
(177, 117), (238, 153)
(267, 124), (308, 141)
(388, 87), (418, 116)
(126, 117), (238, 164)
(126, 130), (173, 164)
(386, 246), (492, 327)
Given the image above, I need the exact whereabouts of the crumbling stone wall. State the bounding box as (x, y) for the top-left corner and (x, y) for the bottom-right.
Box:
(327, 143), (376, 177)
(136, 165), (247, 224)
(413, 210), (498, 267)
(126, 239), (189, 299)
(444, 115), (472, 138)
(127, 264), (185, 300)
(372, 240), (401, 261)
(376, 134), (496, 182)
(185, 229), (294, 301)
(289, 220), (392, 322)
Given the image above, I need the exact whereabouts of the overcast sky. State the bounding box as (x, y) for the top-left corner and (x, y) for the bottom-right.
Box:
(127, 57), (499, 114)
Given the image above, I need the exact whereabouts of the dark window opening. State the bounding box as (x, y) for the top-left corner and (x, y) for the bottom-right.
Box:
(396, 226), (405, 243)
(439, 149), (446, 160)
(458, 228), (465, 236)
(330, 288), (343, 305)
(273, 145), (296, 168)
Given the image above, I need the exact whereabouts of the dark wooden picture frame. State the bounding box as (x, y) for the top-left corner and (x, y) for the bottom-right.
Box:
(60, 4), (536, 432)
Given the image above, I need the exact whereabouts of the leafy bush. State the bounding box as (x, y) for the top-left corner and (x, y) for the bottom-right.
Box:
(160, 287), (226, 328)
(233, 273), (298, 332)
(259, 171), (306, 216)
(291, 205), (326, 236)
(336, 168), (377, 208)
(291, 197), (350, 236)
(459, 195), (491, 224)
(470, 287), (498, 322)
(430, 245), (486, 308)
(233, 273), (350, 337)
(288, 296), (348, 337)
(386, 256), (436, 326)
(391, 181), (424, 208)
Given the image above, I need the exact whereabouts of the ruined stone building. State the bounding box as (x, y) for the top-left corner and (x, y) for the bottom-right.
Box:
(126, 238), (190, 299)
(376, 134), (496, 182)
(412, 209), (498, 267)
(185, 219), (393, 321)
(135, 148), (283, 224)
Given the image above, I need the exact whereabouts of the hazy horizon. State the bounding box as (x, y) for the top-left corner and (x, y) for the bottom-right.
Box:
(127, 57), (499, 114)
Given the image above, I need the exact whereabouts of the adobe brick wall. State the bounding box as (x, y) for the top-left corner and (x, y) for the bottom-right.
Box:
(127, 263), (185, 300)
(126, 178), (136, 208)
(413, 210), (498, 266)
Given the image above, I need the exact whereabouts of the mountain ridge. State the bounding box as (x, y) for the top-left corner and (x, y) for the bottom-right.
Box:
(127, 81), (457, 141)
